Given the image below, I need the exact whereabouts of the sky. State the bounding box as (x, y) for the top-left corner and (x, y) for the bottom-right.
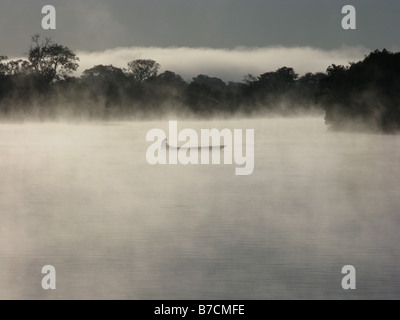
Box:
(0, 0), (399, 80)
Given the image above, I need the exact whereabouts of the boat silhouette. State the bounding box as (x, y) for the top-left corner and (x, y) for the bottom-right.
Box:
(161, 138), (226, 151)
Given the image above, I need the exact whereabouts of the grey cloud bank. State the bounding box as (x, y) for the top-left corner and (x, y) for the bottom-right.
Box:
(0, 0), (399, 57)
(76, 46), (370, 81)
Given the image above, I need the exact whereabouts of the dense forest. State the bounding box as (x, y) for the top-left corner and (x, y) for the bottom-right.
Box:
(1, 36), (400, 132)
(319, 49), (400, 132)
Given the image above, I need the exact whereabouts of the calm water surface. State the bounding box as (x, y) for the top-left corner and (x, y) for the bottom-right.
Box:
(0, 118), (400, 299)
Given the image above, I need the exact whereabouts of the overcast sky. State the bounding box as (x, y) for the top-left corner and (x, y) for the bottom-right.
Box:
(1, 0), (399, 80)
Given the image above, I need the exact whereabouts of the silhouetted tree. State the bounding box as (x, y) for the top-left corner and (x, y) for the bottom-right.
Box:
(243, 74), (257, 85)
(319, 50), (400, 132)
(82, 65), (125, 80)
(0, 56), (8, 105)
(82, 65), (127, 109)
(5, 59), (31, 75)
(257, 67), (298, 94)
(147, 71), (186, 98)
(127, 59), (160, 83)
(28, 34), (79, 86)
(192, 75), (226, 91)
(0, 56), (8, 75)
(185, 75), (231, 114)
(240, 67), (301, 112)
(296, 72), (326, 107)
(156, 71), (186, 86)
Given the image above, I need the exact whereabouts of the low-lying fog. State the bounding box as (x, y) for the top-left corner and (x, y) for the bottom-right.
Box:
(1, 117), (400, 299)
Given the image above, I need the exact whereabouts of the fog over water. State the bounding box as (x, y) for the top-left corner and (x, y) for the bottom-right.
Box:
(0, 117), (400, 299)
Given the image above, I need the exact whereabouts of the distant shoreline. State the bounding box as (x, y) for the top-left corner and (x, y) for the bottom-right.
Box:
(2, 37), (400, 133)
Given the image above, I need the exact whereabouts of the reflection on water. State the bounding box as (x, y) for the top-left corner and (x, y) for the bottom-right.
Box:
(0, 118), (400, 299)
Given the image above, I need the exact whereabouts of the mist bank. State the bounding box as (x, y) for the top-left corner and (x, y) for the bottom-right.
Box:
(1, 37), (399, 132)
(75, 46), (369, 82)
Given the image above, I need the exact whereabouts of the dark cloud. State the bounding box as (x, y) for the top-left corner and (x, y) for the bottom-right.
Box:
(0, 0), (399, 57)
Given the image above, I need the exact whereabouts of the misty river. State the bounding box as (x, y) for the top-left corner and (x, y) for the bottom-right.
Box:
(1, 117), (400, 299)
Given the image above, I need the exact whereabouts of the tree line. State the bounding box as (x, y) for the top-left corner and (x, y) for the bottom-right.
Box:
(319, 49), (400, 132)
(1, 35), (399, 132)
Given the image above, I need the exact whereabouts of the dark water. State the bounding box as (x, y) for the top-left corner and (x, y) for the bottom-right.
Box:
(1, 118), (400, 299)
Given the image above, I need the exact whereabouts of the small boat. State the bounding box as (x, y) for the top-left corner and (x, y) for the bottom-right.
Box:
(162, 138), (225, 151)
